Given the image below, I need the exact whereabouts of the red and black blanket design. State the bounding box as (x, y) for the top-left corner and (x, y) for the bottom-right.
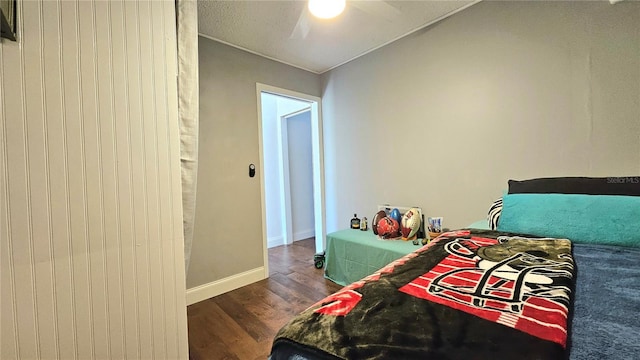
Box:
(270, 230), (575, 360)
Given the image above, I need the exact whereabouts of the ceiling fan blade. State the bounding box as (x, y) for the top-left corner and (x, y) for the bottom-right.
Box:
(349, 0), (402, 22)
(290, 7), (311, 40)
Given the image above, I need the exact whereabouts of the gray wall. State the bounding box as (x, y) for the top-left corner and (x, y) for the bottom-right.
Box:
(189, 38), (321, 289)
(321, 1), (640, 231)
(287, 111), (315, 240)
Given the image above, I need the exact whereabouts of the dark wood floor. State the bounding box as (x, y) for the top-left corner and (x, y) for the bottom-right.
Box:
(187, 238), (343, 360)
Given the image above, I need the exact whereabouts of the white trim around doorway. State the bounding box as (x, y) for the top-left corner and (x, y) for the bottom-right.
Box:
(256, 83), (326, 279)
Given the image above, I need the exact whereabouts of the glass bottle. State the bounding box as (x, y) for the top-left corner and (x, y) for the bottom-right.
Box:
(360, 217), (368, 231)
(350, 214), (360, 229)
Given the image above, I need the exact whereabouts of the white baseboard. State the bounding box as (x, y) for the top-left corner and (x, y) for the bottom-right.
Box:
(268, 230), (314, 248)
(268, 235), (284, 248)
(186, 267), (266, 306)
(293, 229), (315, 241)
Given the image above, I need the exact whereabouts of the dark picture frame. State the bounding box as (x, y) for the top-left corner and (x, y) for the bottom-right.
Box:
(1, 0), (17, 41)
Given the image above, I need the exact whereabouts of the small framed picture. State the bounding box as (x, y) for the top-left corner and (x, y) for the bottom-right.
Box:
(1, 0), (17, 41)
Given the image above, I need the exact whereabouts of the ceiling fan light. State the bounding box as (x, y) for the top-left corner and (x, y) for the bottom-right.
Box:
(308, 0), (346, 19)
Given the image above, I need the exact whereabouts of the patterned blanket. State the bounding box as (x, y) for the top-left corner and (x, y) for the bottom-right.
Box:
(270, 229), (575, 360)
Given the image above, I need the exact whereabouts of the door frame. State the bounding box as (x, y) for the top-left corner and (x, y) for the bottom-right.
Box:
(280, 107), (312, 246)
(256, 83), (326, 277)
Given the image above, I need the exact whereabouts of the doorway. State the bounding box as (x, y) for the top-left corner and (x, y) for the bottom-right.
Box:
(256, 84), (325, 276)
(281, 108), (315, 247)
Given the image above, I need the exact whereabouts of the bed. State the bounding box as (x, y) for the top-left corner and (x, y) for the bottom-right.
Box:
(269, 177), (640, 360)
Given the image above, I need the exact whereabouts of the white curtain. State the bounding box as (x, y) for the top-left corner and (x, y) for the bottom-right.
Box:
(176, 0), (199, 273)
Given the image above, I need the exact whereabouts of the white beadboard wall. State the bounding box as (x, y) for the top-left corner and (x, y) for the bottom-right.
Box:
(0, 1), (188, 359)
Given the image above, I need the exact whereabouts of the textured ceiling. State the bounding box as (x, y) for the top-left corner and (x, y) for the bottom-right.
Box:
(198, 1), (478, 74)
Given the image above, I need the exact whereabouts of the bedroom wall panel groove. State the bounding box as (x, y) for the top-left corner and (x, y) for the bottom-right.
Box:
(72, 0), (99, 356)
(0, 0), (188, 359)
(110, 1), (140, 357)
(127, 0), (144, 357)
(98, 1), (126, 356)
(18, 1), (41, 358)
(63, 0), (95, 356)
(1, 30), (20, 359)
(145, 1), (169, 356)
(33, 0), (63, 357)
(38, 0), (62, 358)
(53, 0), (80, 357)
(57, 0), (82, 357)
(89, 0), (113, 357)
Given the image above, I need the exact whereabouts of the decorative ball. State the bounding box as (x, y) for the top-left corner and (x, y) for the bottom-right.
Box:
(401, 208), (422, 240)
(377, 216), (400, 239)
(389, 208), (402, 225)
(372, 210), (387, 235)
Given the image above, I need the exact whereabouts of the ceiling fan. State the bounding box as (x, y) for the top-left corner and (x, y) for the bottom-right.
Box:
(290, 0), (402, 40)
